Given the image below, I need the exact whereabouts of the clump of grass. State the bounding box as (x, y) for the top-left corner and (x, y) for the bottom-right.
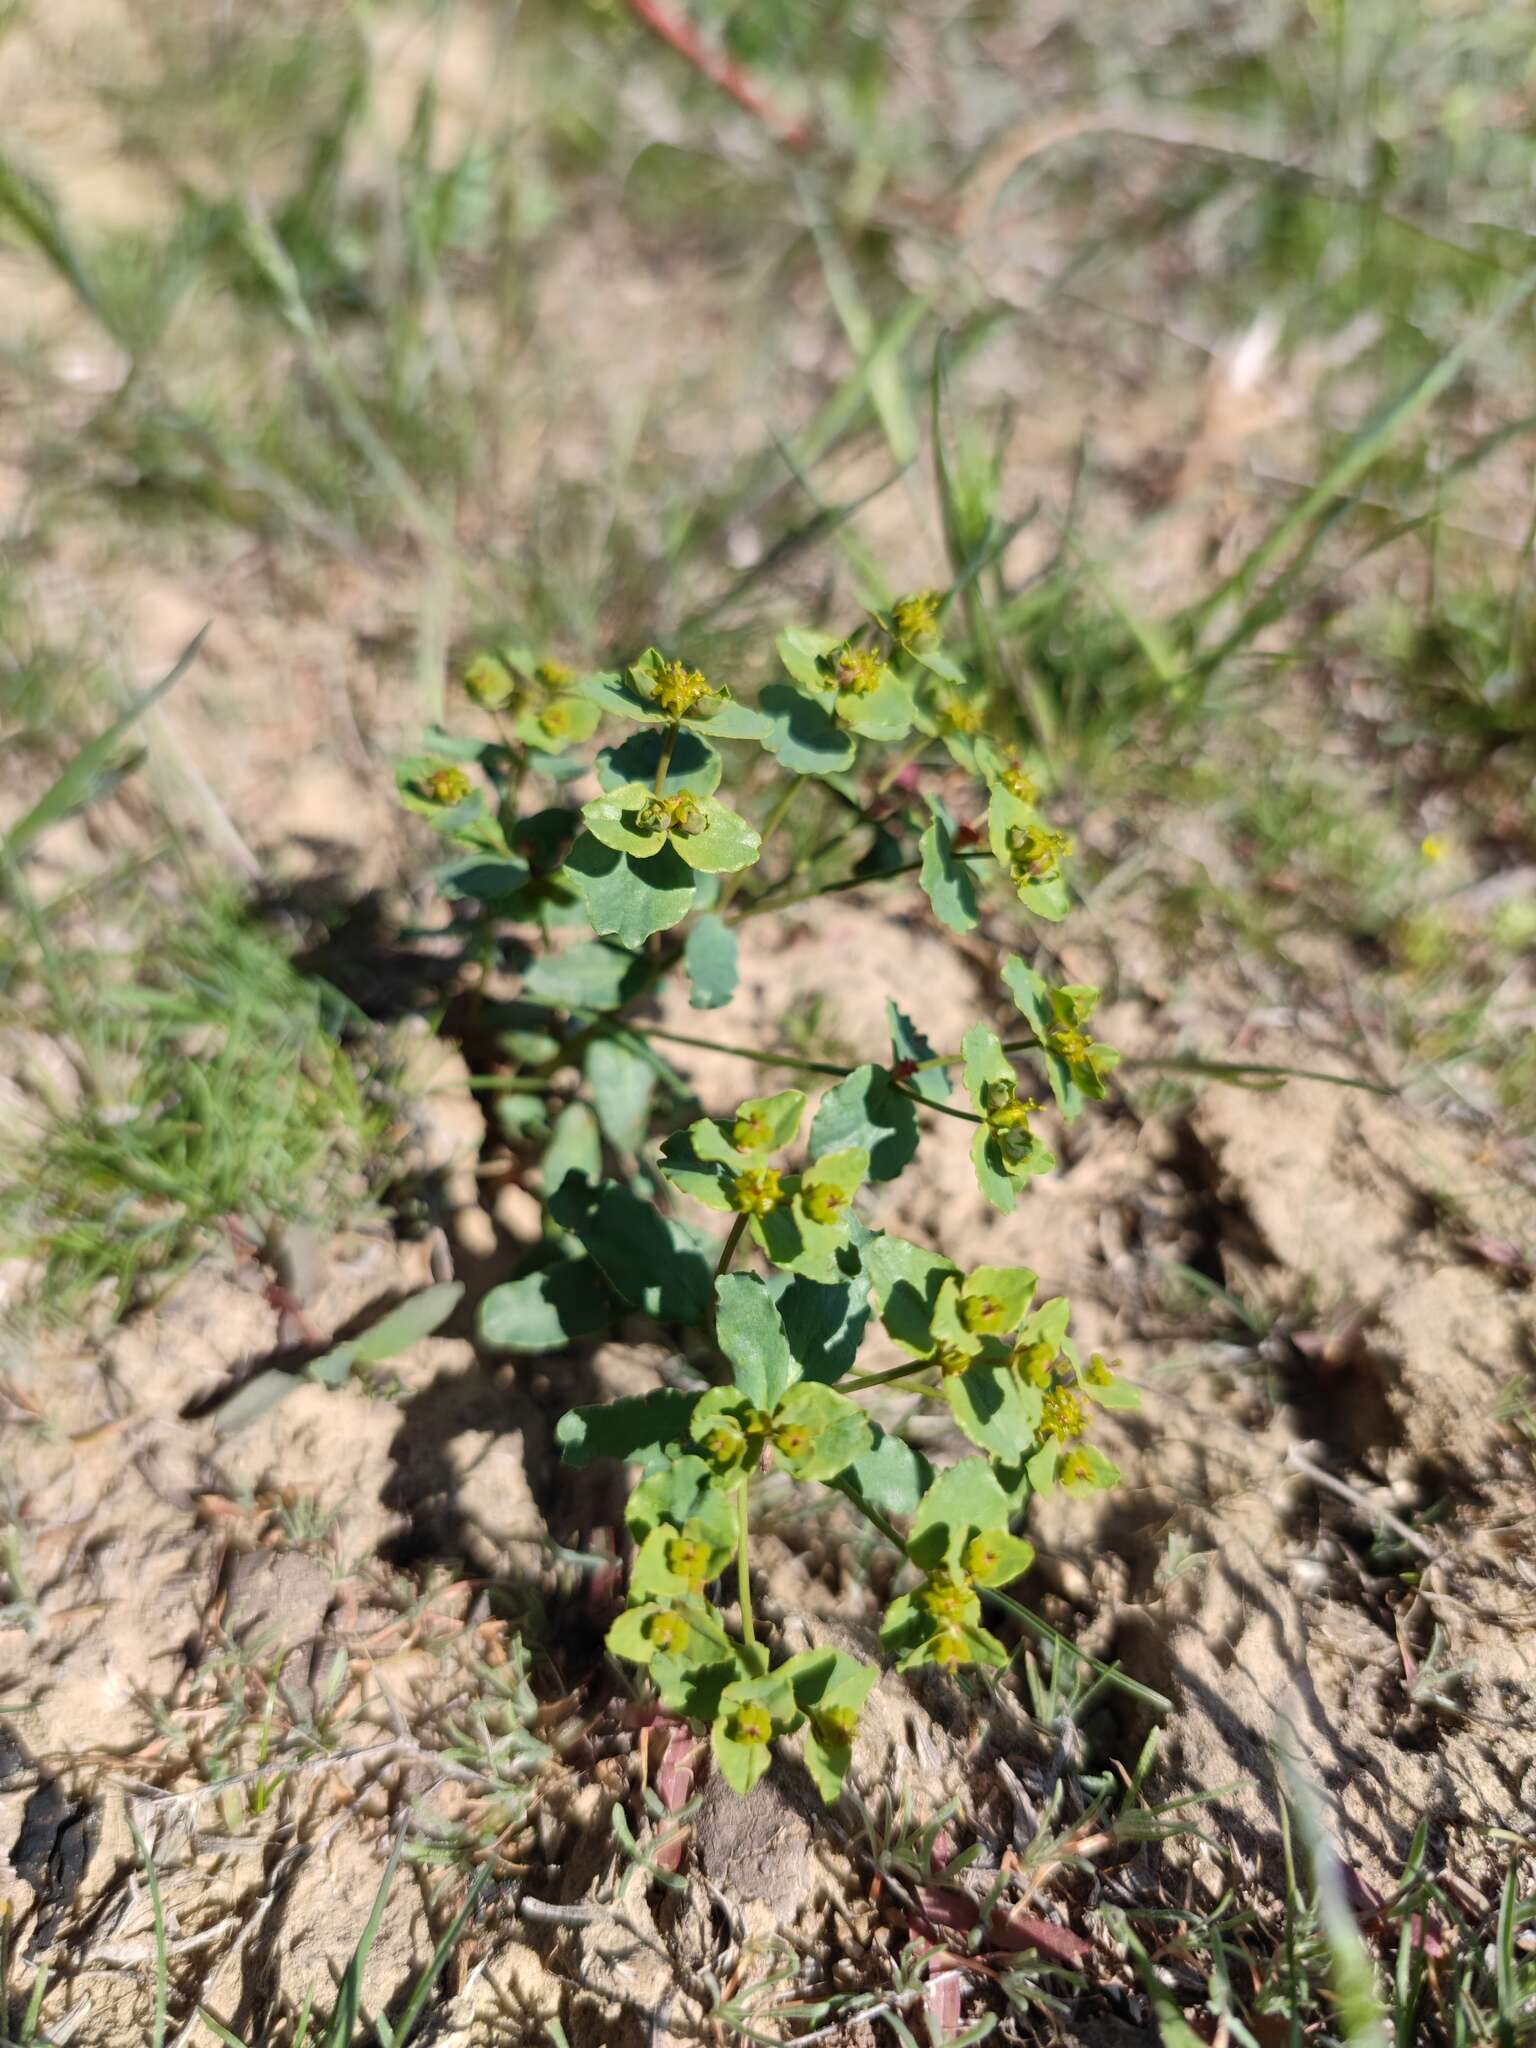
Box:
(0, 889), (397, 1326)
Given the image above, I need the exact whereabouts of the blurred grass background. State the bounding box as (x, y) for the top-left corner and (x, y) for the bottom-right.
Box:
(2, 0), (1534, 1313)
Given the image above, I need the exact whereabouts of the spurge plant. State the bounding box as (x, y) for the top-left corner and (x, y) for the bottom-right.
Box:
(401, 611), (1138, 1799)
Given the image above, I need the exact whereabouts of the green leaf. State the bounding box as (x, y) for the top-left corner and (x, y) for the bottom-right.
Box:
(351, 1283), (464, 1363)
(760, 682), (857, 776)
(480, 1259), (612, 1353)
(1059, 1442), (1122, 1495)
(523, 940), (648, 1012)
(753, 1156), (862, 1284)
(971, 1125), (1015, 1214)
(581, 781), (673, 859)
(1000, 955), (1083, 1119)
(782, 1648), (878, 1804)
(711, 1670), (800, 1794)
(683, 914), (739, 1009)
(987, 782), (1072, 921)
(715, 1273), (797, 1408)
(548, 1178), (714, 1324)
(555, 1388), (698, 1469)
(810, 1065), (918, 1181)
(438, 855), (533, 904)
(962, 1527), (1036, 1589)
(541, 1101), (603, 1200)
(711, 1724), (771, 1796)
(911, 644), (967, 687)
(626, 1458), (737, 1544)
(961, 1022), (1012, 1103)
(211, 1367), (311, 1434)
(943, 1351), (1044, 1460)
(566, 834), (697, 945)
(887, 1001), (951, 1105)
(837, 1424), (933, 1521)
(771, 1382), (871, 1482)
(775, 626), (842, 690)
(917, 800), (979, 935)
(5, 626), (206, 861)
(732, 1091), (806, 1153)
(508, 807), (582, 873)
(867, 1234), (957, 1354)
(909, 1459), (1013, 1573)
(959, 1265), (1037, 1335)
(597, 726), (722, 796)
(657, 1123), (740, 1210)
(1075, 1353), (1142, 1410)
(585, 1036), (658, 1153)
(630, 1521), (735, 1601)
(834, 669), (916, 742)
(670, 795), (762, 874)
(514, 695), (603, 753)
(308, 1341), (359, 1388)
(766, 1264), (870, 1384)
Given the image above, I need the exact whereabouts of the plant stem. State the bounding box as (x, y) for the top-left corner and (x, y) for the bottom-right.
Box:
(631, 1019), (1390, 1105)
(732, 847), (989, 923)
(642, 1023), (855, 1081)
(842, 1357), (939, 1395)
(735, 1478), (757, 1651)
(654, 722), (680, 794)
(715, 773), (805, 917)
(889, 1081), (983, 1124)
(714, 1211), (749, 1279)
(745, 738), (933, 913)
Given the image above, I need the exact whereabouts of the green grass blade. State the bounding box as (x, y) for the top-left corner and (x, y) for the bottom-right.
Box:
(1494, 1860), (1519, 2048)
(126, 1814), (169, 2048)
(323, 1830), (408, 2048)
(4, 625), (209, 863)
(382, 1861), (494, 2047)
(0, 145), (118, 341)
(1192, 260), (1536, 653)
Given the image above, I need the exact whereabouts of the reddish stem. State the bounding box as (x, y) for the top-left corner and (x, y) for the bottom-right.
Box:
(622, 0), (814, 149)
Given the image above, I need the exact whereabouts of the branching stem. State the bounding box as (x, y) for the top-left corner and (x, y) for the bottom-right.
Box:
(735, 1478), (757, 1651)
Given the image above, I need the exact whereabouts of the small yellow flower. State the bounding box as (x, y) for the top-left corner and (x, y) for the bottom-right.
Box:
(643, 1609), (691, 1654)
(774, 1421), (813, 1462)
(815, 1703), (859, 1743)
(731, 1165), (785, 1217)
(1420, 834), (1449, 864)
(538, 700), (575, 739)
(731, 1108), (773, 1153)
(665, 1534), (714, 1587)
(464, 653), (514, 709)
(1084, 1353), (1117, 1388)
(933, 1340), (972, 1380)
(937, 690), (984, 736)
(535, 659), (574, 690)
(801, 1180), (849, 1226)
(728, 1701), (774, 1746)
(959, 1291), (1006, 1335)
(1007, 821), (1073, 884)
(1046, 1024), (1092, 1068)
(891, 590), (941, 643)
(1000, 762), (1039, 803)
(704, 1420), (747, 1468)
(1015, 1339), (1057, 1388)
(918, 1574), (973, 1623)
(648, 658), (719, 721)
(931, 1627), (972, 1670)
(823, 644), (886, 697)
(419, 765), (472, 807)
(1040, 1387), (1085, 1443)
(962, 1533), (1003, 1580)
